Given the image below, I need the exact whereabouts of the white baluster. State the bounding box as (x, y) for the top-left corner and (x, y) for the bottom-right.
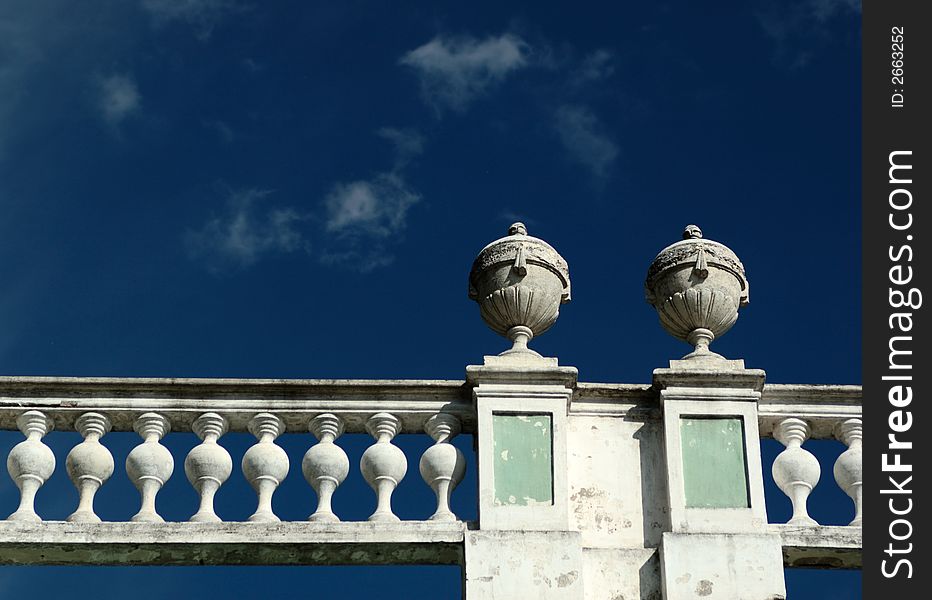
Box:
(6, 411), (55, 522)
(185, 412), (232, 523)
(771, 418), (820, 526)
(833, 418), (862, 527)
(66, 413), (114, 523)
(242, 413), (289, 522)
(126, 413), (173, 522)
(419, 414), (466, 521)
(303, 413), (349, 522)
(360, 412), (407, 522)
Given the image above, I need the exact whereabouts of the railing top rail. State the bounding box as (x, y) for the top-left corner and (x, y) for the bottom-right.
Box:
(0, 376), (472, 434)
(758, 383), (862, 439)
(0, 376), (861, 436)
(0, 375), (469, 398)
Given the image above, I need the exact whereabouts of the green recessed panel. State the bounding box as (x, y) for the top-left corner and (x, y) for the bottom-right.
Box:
(492, 414), (553, 506)
(680, 417), (749, 508)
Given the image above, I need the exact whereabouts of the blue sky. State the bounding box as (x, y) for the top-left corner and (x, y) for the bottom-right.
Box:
(1, 0), (860, 597)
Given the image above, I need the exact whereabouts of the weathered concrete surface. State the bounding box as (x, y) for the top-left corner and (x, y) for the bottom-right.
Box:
(582, 548), (662, 600)
(0, 521), (465, 566)
(773, 524), (862, 569)
(660, 532), (786, 600)
(567, 415), (667, 549)
(464, 530), (584, 599)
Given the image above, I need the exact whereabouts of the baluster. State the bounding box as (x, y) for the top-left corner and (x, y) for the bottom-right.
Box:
(126, 413), (173, 522)
(303, 413), (349, 522)
(771, 418), (820, 526)
(242, 413), (289, 522)
(360, 412), (407, 522)
(6, 411), (55, 522)
(66, 413), (114, 523)
(419, 414), (466, 521)
(833, 418), (862, 527)
(185, 412), (232, 522)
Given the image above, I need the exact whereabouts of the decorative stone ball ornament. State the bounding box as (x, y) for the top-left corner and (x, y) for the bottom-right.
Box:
(645, 225), (749, 360)
(468, 223), (571, 357)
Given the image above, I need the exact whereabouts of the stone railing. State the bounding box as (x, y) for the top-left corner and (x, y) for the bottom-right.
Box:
(0, 376), (474, 565)
(0, 376), (861, 575)
(758, 383), (862, 569)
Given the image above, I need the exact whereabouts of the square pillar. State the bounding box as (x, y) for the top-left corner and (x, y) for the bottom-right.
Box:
(463, 354), (584, 600)
(653, 358), (786, 600)
(466, 355), (577, 531)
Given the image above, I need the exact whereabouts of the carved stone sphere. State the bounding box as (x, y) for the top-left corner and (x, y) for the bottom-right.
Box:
(644, 225), (749, 357)
(468, 223), (571, 355)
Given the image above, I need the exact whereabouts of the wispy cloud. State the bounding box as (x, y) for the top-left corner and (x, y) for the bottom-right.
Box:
(325, 173), (420, 238)
(186, 129), (424, 274)
(140, 0), (243, 41)
(573, 49), (615, 86)
(186, 188), (306, 272)
(204, 119), (235, 143)
(810, 0), (860, 20)
(400, 33), (529, 113)
(376, 127), (424, 169)
(98, 74), (140, 126)
(755, 0), (860, 68)
(553, 105), (618, 183)
(319, 128), (424, 270)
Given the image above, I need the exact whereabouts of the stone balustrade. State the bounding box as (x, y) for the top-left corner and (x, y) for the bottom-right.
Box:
(758, 384), (862, 526)
(0, 377), (474, 528)
(757, 384), (862, 568)
(0, 375), (861, 582)
(1, 378), (859, 527)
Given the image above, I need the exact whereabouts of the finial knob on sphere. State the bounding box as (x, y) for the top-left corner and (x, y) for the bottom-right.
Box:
(509, 222), (528, 236)
(468, 223), (571, 357)
(683, 224), (703, 240)
(645, 225), (749, 361)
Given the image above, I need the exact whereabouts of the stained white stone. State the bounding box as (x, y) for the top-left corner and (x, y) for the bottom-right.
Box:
(464, 530), (585, 599)
(833, 418), (862, 527)
(468, 223), (571, 357)
(303, 413), (350, 522)
(772, 418), (820, 526)
(126, 412), (173, 523)
(645, 225), (749, 362)
(242, 413), (289, 523)
(660, 532), (786, 600)
(6, 411), (55, 522)
(419, 413), (466, 521)
(66, 412), (114, 523)
(360, 412), (407, 522)
(185, 412), (232, 523)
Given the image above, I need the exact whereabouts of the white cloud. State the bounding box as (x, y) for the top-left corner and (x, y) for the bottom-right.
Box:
(400, 33), (529, 113)
(376, 127), (424, 169)
(319, 129), (424, 270)
(755, 0), (860, 68)
(574, 49), (615, 85)
(98, 74), (140, 126)
(186, 188), (306, 271)
(140, 0), (242, 40)
(325, 172), (420, 237)
(553, 105), (618, 182)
